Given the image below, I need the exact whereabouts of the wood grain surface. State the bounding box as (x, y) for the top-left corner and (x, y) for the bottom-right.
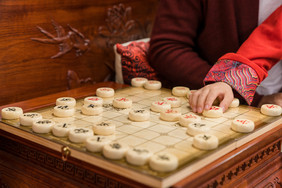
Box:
(0, 0), (158, 106)
(0, 81), (128, 114)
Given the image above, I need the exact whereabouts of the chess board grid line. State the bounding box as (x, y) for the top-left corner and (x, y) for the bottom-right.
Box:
(235, 117), (282, 148)
(127, 128), (160, 141)
(0, 122), (164, 187)
(25, 98), (280, 162)
(0, 116), (242, 182)
(122, 125), (191, 155)
(162, 140), (238, 188)
(0, 122), (279, 188)
(1, 87), (281, 187)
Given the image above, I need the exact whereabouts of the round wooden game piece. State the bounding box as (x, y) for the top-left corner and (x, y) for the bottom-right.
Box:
(229, 98), (240, 107)
(52, 122), (75, 137)
(186, 122), (210, 136)
(102, 97), (114, 106)
(149, 153), (178, 172)
(20, 112), (42, 126)
(113, 97), (132, 109)
(53, 105), (75, 117)
(163, 97), (181, 108)
(86, 136), (112, 152)
(231, 119), (255, 133)
(32, 119), (55, 134)
(84, 96), (103, 106)
(144, 80), (162, 90)
(103, 142), (129, 160)
(69, 128), (94, 143)
(81, 104), (103, 115)
(172, 86), (190, 97)
(1, 107), (23, 119)
(193, 134), (218, 150)
(128, 109), (150, 122)
(96, 87), (115, 98)
(93, 121), (116, 136)
(160, 109), (181, 122)
(260, 104), (282, 116)
(131, 77), (148, 87)
(202, 106), (223, 118)
(56, 97), (76, 108)
(126, 148), (153, 166)
(150, 101), (171, 113)
(179, 113), (201, 127)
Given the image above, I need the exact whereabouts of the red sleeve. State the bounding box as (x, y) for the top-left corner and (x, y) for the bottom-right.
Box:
(219, 5), (282, 82)
(204, 6), (282, 105)
(148, 0), (211, 89)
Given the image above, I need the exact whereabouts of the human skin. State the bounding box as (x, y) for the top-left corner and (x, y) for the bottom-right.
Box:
(189, 83), (282, 113)
(189, 82), (233, 113)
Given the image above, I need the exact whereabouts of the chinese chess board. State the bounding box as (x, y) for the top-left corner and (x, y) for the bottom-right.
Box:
(1, 87), (281, 187)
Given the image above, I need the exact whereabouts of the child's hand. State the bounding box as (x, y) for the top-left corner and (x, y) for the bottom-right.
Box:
(189, 82), (234, 113)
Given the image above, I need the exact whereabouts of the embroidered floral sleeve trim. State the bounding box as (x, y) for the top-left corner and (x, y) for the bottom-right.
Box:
(204, 60), (259, 105)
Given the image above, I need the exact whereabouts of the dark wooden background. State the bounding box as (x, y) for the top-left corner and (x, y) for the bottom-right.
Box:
(0, 0), (159, 106)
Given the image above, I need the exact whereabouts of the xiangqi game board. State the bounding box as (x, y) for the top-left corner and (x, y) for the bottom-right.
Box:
(1, 86), (281, 187)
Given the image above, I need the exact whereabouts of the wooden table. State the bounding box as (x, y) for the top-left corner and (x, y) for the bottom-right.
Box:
(0, 82), (281, 188)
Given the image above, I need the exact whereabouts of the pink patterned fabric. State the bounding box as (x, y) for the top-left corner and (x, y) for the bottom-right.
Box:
(204, 59), (259, 105)
(116, 41), (159, 85)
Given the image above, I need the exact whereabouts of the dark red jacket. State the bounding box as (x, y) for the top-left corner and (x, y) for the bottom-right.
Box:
(149, 0), (259, 89)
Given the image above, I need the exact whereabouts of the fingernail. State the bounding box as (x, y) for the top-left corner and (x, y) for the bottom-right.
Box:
(205, 105), (209, 110)
(221, 106), (225, 112)
(197, 107), (202, 113)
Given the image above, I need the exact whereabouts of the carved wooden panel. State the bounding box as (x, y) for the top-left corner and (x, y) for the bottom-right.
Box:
(31, 20), (90, 59)
(98, 3), (152, 48)
(205, 141), (281, 187)
(67, 70), (95, 90)
(98, 3), (155, 76)
(0, 0), (159, 106)
(256, 169), (282, 188)
(173, 125), (282, 188)
(0, 134), (147, 188)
